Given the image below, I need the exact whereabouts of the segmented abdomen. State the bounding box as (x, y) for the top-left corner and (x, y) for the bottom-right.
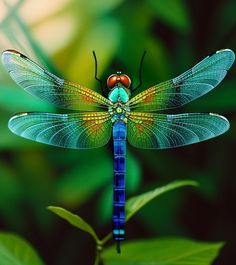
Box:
(112, 121), (126, 241)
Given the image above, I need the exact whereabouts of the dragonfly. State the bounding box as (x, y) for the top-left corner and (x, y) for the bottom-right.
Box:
(2, 48), (235, 253)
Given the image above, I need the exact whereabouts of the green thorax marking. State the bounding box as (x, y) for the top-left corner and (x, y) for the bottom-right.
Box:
(108, 85), (130, 103)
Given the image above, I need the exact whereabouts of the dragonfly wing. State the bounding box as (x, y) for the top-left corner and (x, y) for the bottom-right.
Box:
(2, 50), (111, 110)
(8, 112), (112, 149)
(128, 49), (235, 111)
(127, 112), (229, 149)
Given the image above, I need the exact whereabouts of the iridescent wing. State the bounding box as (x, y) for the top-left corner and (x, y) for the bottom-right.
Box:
(2, 50), (112, 110)
(8, 112), (112, 149)
(127, 112), (229, 149)
(128, 49), (235, 111)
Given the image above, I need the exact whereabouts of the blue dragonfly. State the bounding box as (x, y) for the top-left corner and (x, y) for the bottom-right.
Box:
(1, 48), (235, 252)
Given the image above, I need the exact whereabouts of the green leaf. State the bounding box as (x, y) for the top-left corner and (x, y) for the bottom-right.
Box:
(126, 180), (198, 221)
(47, 206), (100, 244)
(137, 186), (186, 235)
(148, 0), (191, 33)
(103, 237), (224, 265)
(0, 233), (45, 265)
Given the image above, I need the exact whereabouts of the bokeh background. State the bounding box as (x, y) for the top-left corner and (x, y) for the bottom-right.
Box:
(0, 0), (236, 264)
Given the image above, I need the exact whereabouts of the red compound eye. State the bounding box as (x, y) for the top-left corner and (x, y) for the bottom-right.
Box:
(107, 74), (118, 88)
(107, 74), (131, 88)
(120, 74), (131, 88)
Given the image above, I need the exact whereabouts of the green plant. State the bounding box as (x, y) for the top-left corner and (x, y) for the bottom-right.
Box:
(0, 180), (224, 265)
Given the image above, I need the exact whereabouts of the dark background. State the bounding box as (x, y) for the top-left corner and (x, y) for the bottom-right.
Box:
(0, 0), (236, 264)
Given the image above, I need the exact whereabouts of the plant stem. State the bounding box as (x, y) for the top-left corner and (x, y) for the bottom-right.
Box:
(94, 253), (100, 265)
(100, 232), (112, 245)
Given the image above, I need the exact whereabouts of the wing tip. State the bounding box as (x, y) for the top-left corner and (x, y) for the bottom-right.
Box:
(8, 112), (29, 126)
(2, 49), (20, 67)
(209, 112), (228, 119)
(216, 48), (235, 62)
(209, 48), (235, 58)
(2, 49), (21, 56)
(2, 49), (27, 64)
(209, 112), (230, 131)
(216, 48), (234, 53)
(209, 48), (235, 70)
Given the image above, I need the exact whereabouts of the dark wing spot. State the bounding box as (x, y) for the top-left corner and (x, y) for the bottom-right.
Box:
(19, 53), (28, 59)
(174, 80), (183, 93)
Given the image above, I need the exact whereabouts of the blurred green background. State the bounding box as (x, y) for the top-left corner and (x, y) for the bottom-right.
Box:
(0, 0), (236, 264)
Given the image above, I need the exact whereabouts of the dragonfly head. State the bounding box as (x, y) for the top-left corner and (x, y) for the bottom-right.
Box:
(107, 72), (131, 89)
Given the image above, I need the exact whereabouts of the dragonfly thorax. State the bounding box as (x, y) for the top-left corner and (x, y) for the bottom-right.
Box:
(108, 85), (130, 104)
(109, 101), (130, 124)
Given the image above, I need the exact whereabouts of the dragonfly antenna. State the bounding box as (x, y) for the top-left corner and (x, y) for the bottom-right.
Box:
(132, 50), (147, 92)
(92, 51), (104, 94)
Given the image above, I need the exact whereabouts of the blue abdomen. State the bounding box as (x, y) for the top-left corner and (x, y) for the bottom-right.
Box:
(113, 121), (126, 242)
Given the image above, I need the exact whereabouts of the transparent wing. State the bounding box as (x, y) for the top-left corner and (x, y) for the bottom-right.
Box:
(2, 50), (111, 110)
(8, 112), (112, 149)
(128, 49), (235, 111)
(127, 112), (229, 149)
